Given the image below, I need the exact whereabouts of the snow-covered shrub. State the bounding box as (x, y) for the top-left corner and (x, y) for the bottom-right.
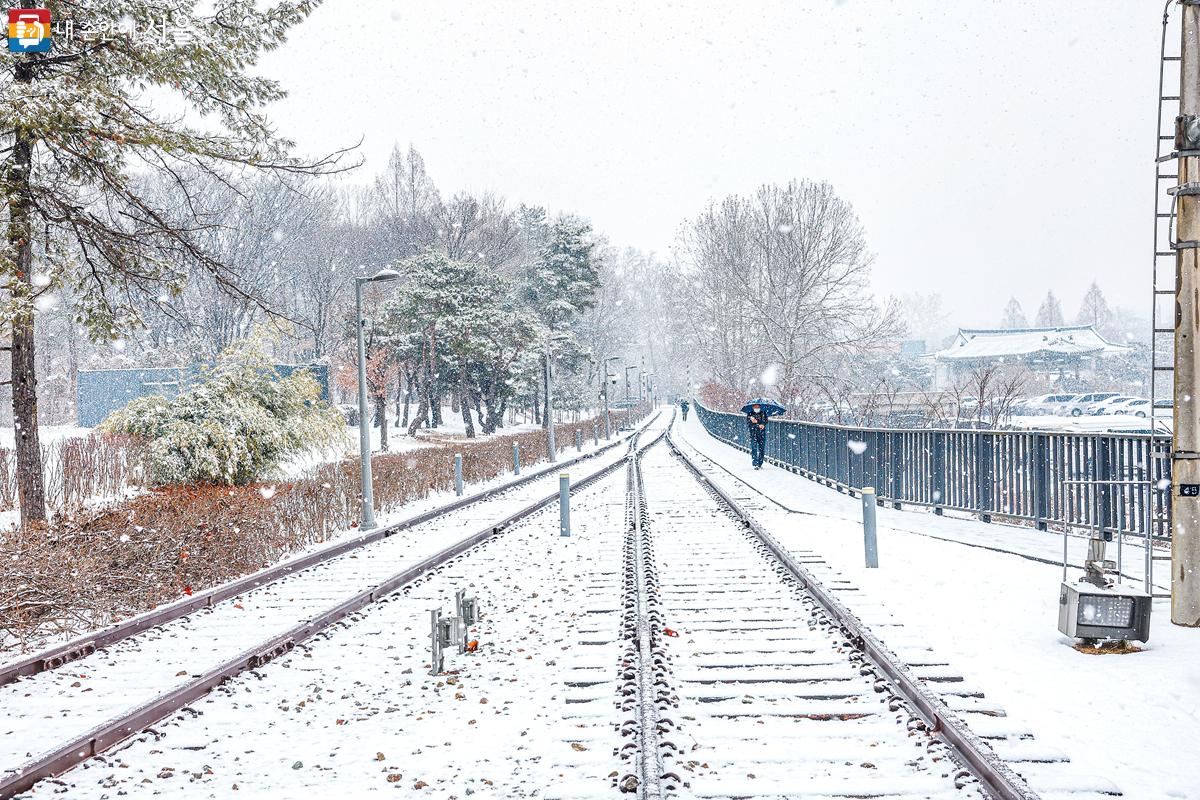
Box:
(100, 341), (343, 486)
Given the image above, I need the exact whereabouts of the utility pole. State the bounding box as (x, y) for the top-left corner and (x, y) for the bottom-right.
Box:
(1173, 1), (1200, 627)
(545, 342), (557, 462)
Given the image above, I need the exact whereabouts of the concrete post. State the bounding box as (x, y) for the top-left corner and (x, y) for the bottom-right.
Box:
(1174, 1), (1200, 626)
(862, 487), (879, 568)
(559, 473), (571, 536)
(512, 442), (521, 475)
(575, 429), (582, 452)
(454, 453), (463, 497)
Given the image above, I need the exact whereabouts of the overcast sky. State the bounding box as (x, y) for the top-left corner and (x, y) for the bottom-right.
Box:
(260, 0), (1162, 330)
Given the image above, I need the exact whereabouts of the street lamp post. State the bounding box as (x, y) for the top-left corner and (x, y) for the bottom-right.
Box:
(355, 268), (401, 530)
(624, 366), (636, 409)
(602, 355), (619, 439)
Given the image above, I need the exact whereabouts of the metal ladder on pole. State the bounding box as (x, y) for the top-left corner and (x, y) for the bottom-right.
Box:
(1149, 0), (1182, 598)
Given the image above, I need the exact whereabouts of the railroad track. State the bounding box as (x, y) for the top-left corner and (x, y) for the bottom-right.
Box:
(3, 413), (1114, 799)
(618, 436), (1038, 798)
(1, 417), (647, 691)
(0, 415), (665, 799)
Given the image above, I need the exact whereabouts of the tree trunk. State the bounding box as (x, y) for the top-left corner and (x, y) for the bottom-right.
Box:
(459, 364), (475, 438)
(401, 369), (413, 429)
(400, 371), (410, 429)
(532, 388), (541, 426)
(6, 79), (46, 527)
(407, 358), (429, 437)
(472, 388), (486, 435)
(374, 391), (388, 451)
(541, 354), (549, 429)
(480, 379), (498, 435)
(66, 320), (80, 425)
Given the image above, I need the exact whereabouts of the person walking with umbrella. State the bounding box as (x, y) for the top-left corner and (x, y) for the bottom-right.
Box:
(740, 397), (786, 470)
(680, 398), (690, 421)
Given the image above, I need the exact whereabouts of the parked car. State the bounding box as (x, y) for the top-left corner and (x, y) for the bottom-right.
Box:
(1055, 392), (1121, 417)
(1090, 396), (1136, 415)
(1022, 393), (1078, 416)
(1114, 398), (1151, 418)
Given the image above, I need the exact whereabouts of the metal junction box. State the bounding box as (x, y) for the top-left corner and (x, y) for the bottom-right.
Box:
(1058, 581), (1151, 643)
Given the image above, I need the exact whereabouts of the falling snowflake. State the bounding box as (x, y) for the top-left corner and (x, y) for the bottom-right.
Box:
(847, 440), (867, 455)
(259, 485), (277, 499)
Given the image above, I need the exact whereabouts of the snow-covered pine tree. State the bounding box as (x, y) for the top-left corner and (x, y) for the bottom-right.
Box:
(518, 216), (601, 424)
(382, 251), (534, 438)
(1, 0), (347, 525)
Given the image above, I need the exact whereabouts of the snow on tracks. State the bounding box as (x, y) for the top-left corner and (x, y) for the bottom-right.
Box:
(18, 465), (635, 798)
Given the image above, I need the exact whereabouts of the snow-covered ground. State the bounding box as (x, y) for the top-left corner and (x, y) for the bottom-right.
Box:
(674, 413), (1200, 799)
(281, 416), (593, 477)
(0, 424), (91, 450)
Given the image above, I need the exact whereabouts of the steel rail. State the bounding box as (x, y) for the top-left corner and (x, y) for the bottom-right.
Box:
(664, 424), (1041, 800)
(626, 438), (666, 798)
(0, 420), (667, 800)
(1, 415), (649, 688)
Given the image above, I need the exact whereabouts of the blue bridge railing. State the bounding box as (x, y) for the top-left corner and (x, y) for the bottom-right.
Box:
(693, 401), (1173, 541)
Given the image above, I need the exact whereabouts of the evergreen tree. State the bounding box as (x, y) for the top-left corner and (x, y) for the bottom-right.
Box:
(521, 217), (599, 330)
(1034, 292), (1065, 328)
(519, 216), (601, 425)
(1000, 297), (1029, 329)
(1, 0), (344, 525)
(383, 251), (534, 437)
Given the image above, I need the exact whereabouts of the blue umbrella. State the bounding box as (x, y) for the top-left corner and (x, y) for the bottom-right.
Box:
(740, 397), (787, 417)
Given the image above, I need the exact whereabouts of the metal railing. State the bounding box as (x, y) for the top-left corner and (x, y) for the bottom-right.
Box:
(694, 401), (1174, 541)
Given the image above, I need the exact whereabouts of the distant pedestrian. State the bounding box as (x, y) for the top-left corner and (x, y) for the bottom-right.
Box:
(746, 403), (768, 469)
(680, 399), (690, 421)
